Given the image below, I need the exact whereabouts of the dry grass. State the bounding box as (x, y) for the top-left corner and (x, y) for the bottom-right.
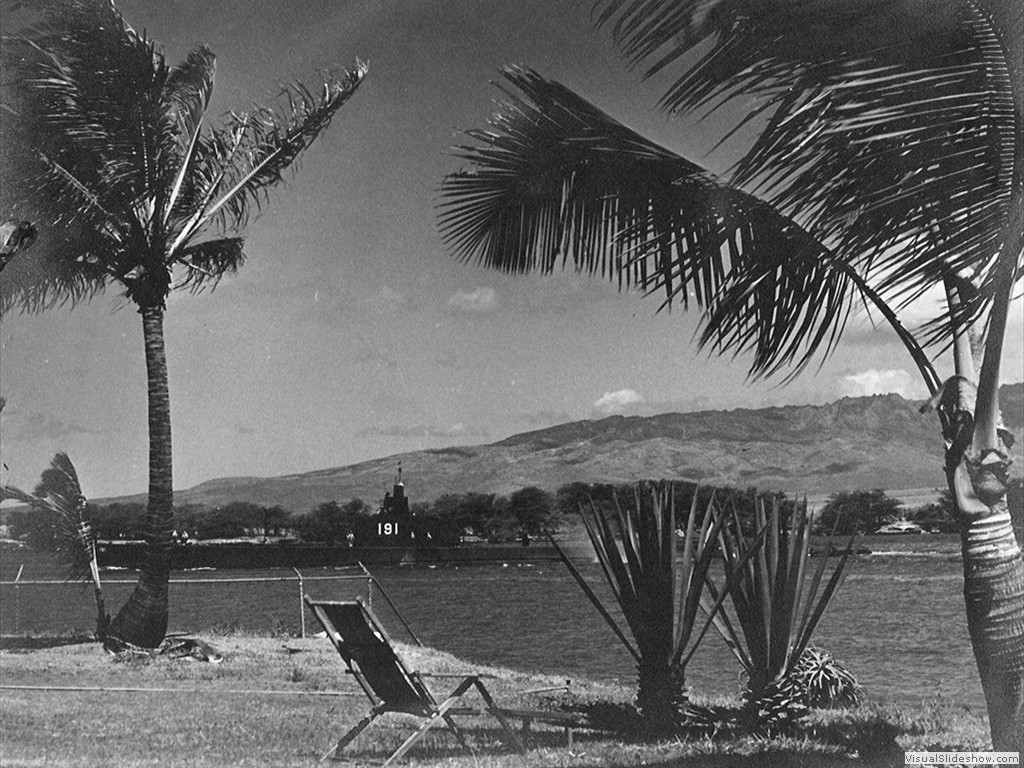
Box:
(0, 634), (991, 767)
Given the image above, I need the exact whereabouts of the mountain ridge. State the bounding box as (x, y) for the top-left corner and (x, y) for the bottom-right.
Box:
(98, 383), (1024, 511)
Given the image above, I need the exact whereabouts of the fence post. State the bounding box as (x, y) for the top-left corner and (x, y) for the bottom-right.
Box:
(14, 565), (24, 634)
(359, 561), (373, 609)
(292, 567), (305, 639)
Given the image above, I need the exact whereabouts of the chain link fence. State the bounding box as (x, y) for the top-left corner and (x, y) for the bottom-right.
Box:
(0, 564), (420, 644)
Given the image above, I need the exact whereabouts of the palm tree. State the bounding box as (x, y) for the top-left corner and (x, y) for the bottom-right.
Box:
(1, 453), (109, 639)
(0, 0), (366, 647)
(438, 2), (1022, 750)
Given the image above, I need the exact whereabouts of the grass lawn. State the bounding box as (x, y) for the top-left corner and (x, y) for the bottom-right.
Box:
(0, 633), (991, 767)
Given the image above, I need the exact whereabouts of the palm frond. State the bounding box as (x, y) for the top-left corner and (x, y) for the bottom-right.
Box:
(173, 237), (245, 292)
(0, 224), (113, 314)
(0, 0), (179, 312)
(162, 46), (216, 228)
(163, 45), (216, 135)
(592, 0), (1022, 333)
(5, 453), (99, 584)
(169, 61), (367, 254)
(440, 67), (928, 380)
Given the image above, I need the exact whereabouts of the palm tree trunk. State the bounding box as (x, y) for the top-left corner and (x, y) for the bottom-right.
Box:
(939, 197), (1024, 749)
(107, 306), (173, 647)
(635, 653), (686, 735)
(956, 472), (1024, 753)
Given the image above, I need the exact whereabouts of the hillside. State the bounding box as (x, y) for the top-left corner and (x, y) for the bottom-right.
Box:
(99, 383), (1024, 511)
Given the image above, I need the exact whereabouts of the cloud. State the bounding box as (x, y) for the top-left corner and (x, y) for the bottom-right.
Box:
(519, 409), (576, 427)
(446, 287), (498, 313)
(593, 388), (644, 414)
(358, 422), (490, 439)
(1, 411), (93, 441)
(841, 369), (926, 399)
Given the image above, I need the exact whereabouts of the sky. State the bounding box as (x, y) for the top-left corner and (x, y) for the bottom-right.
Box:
(1, 0), (1022, 500)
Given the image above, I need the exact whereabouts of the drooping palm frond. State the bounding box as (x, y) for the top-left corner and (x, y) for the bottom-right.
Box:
(440, 67), (940, 382)
(1, 453), (98, 584)
(2, 452), (110, 637)
(592, 0), (1023, 339)
(706, 497), (858, 701)
(174, 238), (245, 292)
(1, 0), (178, 311)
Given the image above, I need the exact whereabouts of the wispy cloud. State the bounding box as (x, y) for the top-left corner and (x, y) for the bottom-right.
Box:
(593, 388), (644, 415)
(1, 411), (94, 441)
(358, 422), (490, 439)
(447, 287), (498, 313)
(841, 368), (926, 399)
(519, 409), (576, 427)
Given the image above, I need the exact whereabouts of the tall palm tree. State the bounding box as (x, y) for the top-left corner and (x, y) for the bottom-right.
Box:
(438, 1), (1022, 749)
(0, 0), (366, 647)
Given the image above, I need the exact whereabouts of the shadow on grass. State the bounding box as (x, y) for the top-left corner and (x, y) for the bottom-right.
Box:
(600, 755), (902, 768)
(337, 723), (905, 767)
(0, 634), (96, 651)
(337, 722), (585, 764)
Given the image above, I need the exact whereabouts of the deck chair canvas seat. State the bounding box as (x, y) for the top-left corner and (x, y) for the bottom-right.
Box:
(306, 596), (541, 765)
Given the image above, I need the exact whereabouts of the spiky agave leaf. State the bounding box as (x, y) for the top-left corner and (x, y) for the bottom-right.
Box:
(709, 497), (858, 701)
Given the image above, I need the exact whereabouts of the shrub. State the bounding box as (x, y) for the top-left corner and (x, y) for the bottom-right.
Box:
(711, 497), (859, 731)
(789, 647), (862, 708)
(551, 481), (732, 735)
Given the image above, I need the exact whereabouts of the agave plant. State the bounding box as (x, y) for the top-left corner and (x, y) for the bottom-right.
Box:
(790, 647), (862, 709)
(1, 453), (109, 638)
(707, 497), (857, 729)
(548, 481), (736, 734)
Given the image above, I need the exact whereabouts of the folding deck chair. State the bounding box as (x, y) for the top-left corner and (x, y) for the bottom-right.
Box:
(305, 596), (579, 764)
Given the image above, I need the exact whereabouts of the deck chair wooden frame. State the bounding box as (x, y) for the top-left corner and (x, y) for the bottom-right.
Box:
(305, 596), (531, 765)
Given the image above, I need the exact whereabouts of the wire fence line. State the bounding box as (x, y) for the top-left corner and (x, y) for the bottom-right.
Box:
(0, 565), (420, 644)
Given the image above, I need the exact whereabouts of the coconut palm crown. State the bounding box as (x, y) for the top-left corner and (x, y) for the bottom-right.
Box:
(0, 0), (366, 646)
